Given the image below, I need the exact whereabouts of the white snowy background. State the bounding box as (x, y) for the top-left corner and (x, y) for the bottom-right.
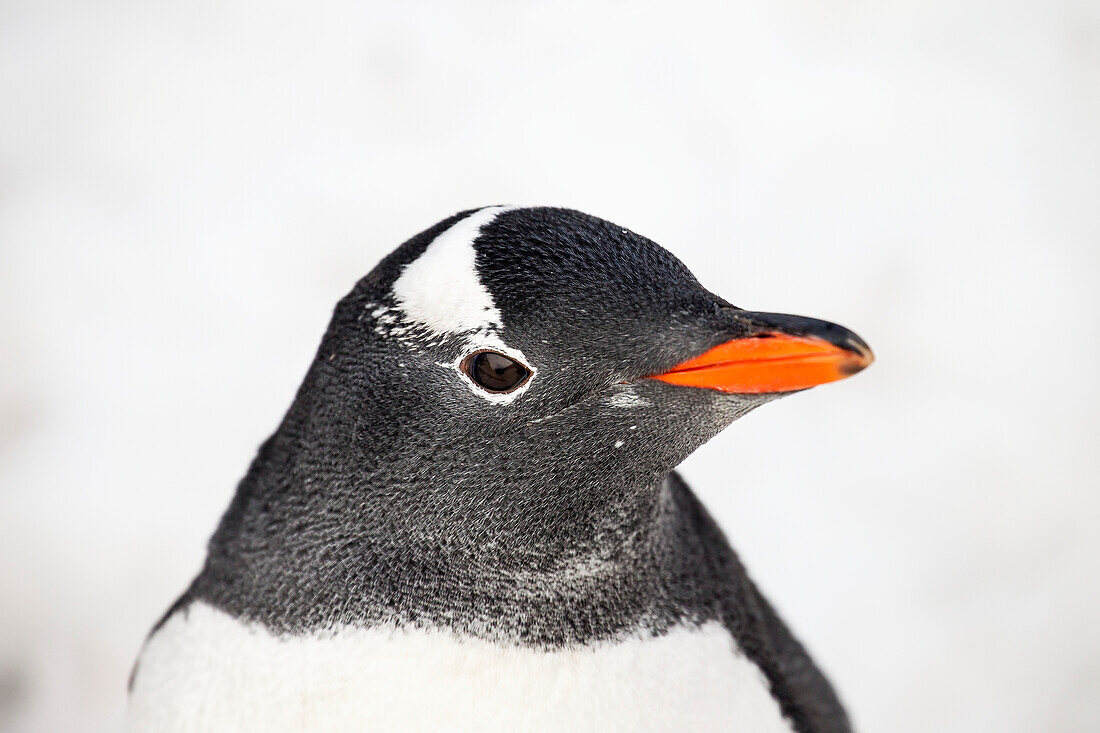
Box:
(1, 1), (1098, 731)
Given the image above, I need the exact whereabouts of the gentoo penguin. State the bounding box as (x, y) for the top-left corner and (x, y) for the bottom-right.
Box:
(129, 206), (873, 733)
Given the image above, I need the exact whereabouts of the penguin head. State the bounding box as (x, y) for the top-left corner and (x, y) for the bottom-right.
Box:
(242, 207), (872, 559)
(336, 206), (870, 451)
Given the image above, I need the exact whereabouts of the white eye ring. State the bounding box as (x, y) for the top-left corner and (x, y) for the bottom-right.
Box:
(448, 340), (537, 405)
(461, 350), (533, 394)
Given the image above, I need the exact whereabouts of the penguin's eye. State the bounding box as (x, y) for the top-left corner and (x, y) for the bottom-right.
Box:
(462, 350), (532, 394)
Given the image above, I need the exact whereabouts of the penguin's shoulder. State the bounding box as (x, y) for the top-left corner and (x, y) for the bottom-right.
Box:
(662, 470), (852, 733)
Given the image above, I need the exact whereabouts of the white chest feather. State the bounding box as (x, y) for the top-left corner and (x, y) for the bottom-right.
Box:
(129, 601), (792, 733)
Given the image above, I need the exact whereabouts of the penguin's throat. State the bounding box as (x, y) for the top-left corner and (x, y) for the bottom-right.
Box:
(195, 470), (681, 634)
(253, 473), (667, 578)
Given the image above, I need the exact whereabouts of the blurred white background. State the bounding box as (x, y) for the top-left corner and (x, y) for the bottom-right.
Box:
(1, 0), (1098, 730)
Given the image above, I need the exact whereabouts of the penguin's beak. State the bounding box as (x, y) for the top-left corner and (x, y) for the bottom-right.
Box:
(651, 311), (873, 394)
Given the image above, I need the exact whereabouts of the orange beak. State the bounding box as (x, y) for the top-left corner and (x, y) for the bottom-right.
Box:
(651, 318), (873, 394)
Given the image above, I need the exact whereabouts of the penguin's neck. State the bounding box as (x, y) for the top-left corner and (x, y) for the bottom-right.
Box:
(191, 419), (686, 643)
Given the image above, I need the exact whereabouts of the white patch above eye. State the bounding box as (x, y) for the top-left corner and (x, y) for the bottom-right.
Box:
(391, 206), (539, 406)
(392, 206), (514, 338)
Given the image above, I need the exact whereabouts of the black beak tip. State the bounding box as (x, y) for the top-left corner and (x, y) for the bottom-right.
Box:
(839, 357), (868, 377)
(740, 311), (874, 362)
(840, 332), (874, 364)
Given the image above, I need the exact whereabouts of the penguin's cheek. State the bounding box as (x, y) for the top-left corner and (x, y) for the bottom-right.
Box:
(625, 380), (778, 438)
